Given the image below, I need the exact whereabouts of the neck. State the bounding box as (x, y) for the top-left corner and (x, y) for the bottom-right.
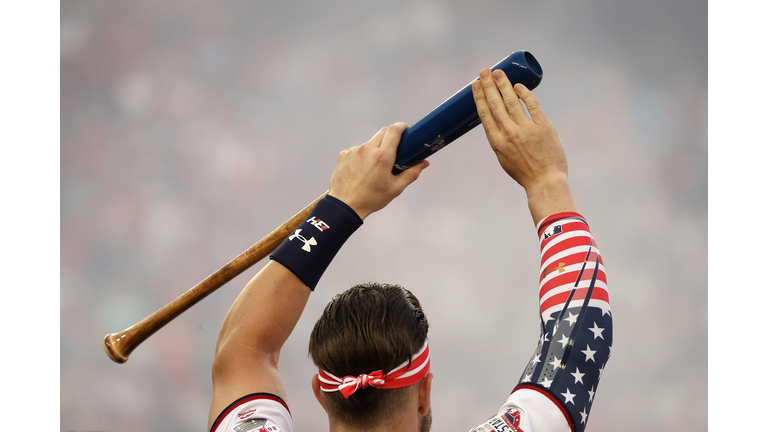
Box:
(327, 399), (423, 432)
(329, 414), (419, 432)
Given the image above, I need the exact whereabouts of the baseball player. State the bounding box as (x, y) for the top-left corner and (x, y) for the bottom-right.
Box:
(208, 68), (612, 432)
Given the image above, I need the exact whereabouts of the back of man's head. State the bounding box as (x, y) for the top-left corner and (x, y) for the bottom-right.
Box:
(309, 282), (430, 429)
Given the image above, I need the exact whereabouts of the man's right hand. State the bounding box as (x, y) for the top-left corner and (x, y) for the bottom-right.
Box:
(328, 122), (430, 220)
(472, 68), (580, 224)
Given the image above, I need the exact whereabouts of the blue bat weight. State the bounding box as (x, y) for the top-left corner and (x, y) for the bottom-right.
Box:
(392, 50), (543, 174)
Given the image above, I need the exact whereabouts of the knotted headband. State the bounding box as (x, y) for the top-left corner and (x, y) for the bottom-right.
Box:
(318, 340), (431, 398)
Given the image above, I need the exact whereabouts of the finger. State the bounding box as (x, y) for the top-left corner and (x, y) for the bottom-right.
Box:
(514, 84), (547, 124)
(472, 79), (500, 137)
(493, 69), (528, 124)
(337, 148), (348, 161)
(479, 68), (516, 130)
(396, 159), (430, 188)
(380, 122), (408, 155)
(367, 127), (388, 147)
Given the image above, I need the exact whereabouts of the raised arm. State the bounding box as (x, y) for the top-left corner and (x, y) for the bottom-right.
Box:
(207, 123), (429, 431)
(471, 69), (612, 432)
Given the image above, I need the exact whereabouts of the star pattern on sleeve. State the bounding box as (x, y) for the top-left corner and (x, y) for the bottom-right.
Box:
(588, 322), (605, 340)
(564, 312), (579, 326)
(561, 388), (576, 405)
(510, 213), (613, 432)
(582, 345), (597, 362)
(530, 353), (541, 366)
(549, 355), (562, 369)
(571, 367), (585, 384)
(540, 376), (553, 388)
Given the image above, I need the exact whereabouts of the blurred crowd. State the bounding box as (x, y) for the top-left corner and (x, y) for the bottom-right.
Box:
(61, 1), (706, 431)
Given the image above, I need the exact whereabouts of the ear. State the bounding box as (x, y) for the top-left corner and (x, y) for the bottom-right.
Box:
(311, 374), (328, 412)
(417, 372), (433, 416)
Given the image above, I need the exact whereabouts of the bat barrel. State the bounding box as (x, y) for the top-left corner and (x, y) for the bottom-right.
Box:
(392, 50), (543, 173)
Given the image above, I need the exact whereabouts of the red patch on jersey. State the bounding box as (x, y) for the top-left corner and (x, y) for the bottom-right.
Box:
(501, 408), (525, 432)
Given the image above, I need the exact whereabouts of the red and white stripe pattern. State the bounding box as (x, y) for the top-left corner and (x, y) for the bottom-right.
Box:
(536, 213), (610, 321)
(318, 341), (430, 398)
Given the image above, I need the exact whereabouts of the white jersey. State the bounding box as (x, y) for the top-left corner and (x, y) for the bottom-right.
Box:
(473, 389), (571, 432)
(211, 393), (292, 432)
(210, 389), (568, 432)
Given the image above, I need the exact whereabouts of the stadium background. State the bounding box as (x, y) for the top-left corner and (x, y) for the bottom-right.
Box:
(60, 1), (707, 431)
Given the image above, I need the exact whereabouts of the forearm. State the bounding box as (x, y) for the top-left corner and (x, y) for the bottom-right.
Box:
(215, 260), (310, 360)
(524, 172), (580, 226)
(509, 212), (611, 432)
(215, 194), (364, 363)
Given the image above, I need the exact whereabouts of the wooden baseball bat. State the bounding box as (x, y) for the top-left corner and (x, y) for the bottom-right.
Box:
(103, 191), (328, 363)
(103, 50), (544, 364)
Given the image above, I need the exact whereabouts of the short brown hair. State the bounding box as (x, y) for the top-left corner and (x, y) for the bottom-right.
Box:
(309, 283), (429, 428)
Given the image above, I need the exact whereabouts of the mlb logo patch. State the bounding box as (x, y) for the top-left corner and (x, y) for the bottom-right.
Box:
(501, 408), (525, 431)
(543, 224), (562, 240)
(469, 408), (526, 432)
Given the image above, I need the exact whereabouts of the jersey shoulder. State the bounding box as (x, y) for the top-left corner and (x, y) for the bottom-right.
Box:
(211, 393), (292, 432)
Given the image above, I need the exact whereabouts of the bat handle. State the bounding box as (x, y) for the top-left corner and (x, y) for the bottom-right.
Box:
(103, 191), (328, 363)
(104, 330), (132, 363)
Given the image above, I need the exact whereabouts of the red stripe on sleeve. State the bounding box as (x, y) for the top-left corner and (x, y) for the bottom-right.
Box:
(539, 268), (607, 300)
(539, 287), (610, 312)
(537, 212), (586, 237)
(540, 236), (594, 266)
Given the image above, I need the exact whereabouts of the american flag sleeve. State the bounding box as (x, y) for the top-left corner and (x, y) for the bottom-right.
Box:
(513, 212), (612, 432)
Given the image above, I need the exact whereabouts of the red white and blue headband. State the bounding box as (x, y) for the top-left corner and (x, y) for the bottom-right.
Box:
(318, 340), (431, 398)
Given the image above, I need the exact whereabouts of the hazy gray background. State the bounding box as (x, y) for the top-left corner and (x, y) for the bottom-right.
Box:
(60, 1), (707, 431)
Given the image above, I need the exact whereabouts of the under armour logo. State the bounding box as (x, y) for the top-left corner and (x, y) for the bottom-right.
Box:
(542, 262), (566, 278)
(289, 229), (317, 252)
